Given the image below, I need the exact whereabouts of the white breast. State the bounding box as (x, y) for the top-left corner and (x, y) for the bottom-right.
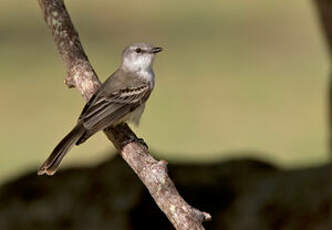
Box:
(118, 103), (146, 126)
(138, 69), (155, 88)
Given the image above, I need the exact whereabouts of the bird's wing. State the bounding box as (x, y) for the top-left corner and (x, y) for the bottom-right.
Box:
(79, 84), (151, 130)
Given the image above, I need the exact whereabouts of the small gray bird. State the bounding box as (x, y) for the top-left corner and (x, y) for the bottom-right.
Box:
(38, 43), (162, 176)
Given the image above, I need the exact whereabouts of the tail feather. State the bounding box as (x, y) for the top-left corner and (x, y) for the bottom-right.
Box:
(74, 129), (89, 145)
(38, 124), (85, 176)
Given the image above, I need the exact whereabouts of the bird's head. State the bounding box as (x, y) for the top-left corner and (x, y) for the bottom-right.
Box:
(121, 43), (162, 72)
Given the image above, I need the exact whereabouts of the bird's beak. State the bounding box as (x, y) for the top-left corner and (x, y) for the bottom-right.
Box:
(151, 47), (163, 54)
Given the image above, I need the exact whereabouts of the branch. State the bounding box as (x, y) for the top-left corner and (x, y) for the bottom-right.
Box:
(38, 0), (211, 229)
(314, 0), (332, 56)
(314, 0), (332, 155)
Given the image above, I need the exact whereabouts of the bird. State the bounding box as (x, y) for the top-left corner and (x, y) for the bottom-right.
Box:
(38, 43), (162, 176)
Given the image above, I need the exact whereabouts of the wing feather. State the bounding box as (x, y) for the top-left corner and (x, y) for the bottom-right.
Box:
(81, 84), (150, 130)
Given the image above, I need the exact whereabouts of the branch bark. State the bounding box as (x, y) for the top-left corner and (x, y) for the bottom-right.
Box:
(38, 0), (211, 229)
(314, 0), (332, 155)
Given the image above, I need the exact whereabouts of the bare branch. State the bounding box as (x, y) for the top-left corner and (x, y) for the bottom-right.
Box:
(314, 0), (332, 56)
(38, 0), (211, 229)
(314, 0), (332, 155)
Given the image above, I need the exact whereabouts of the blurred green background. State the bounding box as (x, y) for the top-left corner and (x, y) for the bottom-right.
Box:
(0, 1), (329, 183)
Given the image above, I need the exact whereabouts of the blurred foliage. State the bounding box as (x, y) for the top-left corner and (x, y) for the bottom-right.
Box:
(0, 1), (330, 183)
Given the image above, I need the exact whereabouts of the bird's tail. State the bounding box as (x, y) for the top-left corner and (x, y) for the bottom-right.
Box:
(37, 124), (85, 176)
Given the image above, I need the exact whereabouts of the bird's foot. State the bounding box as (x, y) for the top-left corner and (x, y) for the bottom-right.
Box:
(137, 137), (149, 149)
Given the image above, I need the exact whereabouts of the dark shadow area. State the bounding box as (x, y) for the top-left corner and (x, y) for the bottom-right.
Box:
(1, 151), (332, 229)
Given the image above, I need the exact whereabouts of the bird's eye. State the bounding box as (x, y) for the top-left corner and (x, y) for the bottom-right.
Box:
(135, 48), (142, 53)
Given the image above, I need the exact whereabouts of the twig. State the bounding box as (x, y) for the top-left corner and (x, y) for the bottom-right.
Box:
(37, 0), (211, 229)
